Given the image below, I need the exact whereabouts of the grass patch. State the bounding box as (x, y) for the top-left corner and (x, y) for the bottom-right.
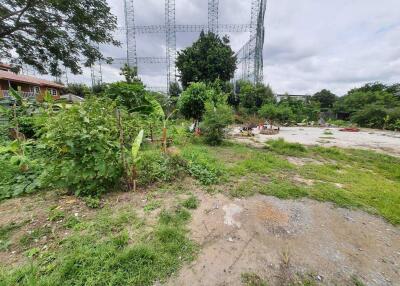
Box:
(0, 222), (26, 251)
(0, 205), (196, 286)
(181, 195), (199, 209)
(241, 272), (268, 286)
(265, 138), (308, 157)
(260, 180), (308, 199)
(230, 180), (258, 198)
(144, 200), (161, 212)
(19, 226), (51, 248)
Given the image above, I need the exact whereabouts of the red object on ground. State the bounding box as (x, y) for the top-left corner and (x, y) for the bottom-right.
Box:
(339, 128), (360, 132)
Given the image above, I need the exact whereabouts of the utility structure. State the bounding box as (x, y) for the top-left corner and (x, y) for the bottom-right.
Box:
(120, 0), (267, 94)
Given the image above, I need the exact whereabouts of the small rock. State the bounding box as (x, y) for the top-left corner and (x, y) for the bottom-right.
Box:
(74, 212), (79, 217)
(227, 237), (234, 242)
(317, 275), (323, 281)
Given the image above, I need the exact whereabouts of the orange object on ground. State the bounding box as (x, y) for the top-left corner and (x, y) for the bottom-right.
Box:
(339, 128), (360, 132)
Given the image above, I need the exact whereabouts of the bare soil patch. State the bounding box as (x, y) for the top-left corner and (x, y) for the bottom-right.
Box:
(168, 192), (400, 286)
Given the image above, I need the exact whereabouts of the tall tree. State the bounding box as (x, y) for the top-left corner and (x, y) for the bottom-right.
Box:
(312, 89), (337, 109)
(176, 31), (237, 88)
(0, 0), (119, 76)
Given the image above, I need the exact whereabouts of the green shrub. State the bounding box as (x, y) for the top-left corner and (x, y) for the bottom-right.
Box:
(40, 98), (123, 197)
(201, 101), (233, 145)
(137, 150), (187, 186)
(181, 147), (223, 185)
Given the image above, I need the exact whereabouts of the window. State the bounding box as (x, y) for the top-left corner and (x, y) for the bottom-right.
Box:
(31, 86), (40, 94)
(48, 88), (57, 96)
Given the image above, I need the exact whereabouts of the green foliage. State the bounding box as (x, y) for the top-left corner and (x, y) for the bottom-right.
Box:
(83, 196), (101, 209)
(181, 195), (199, 209)
(334, 82), (400, 129)
(40, 97), (123, 197)
(65, 84), (92, 98)
(120, 64), (141, 84)
(0, 222), (26, 251)
(266, 139), (308, 156)
(137, 150), (187, 186)
(169, 82), (182, 98)
(177, 82), (211, 121)
(0, 207), (196, 286)
(0, 140), (43, 200)
(259, 103), (294, 126)
(176, 32), (237, 88)
(1, 0), (118, 76)
(104, 81), (147, 112)
(201, 101), (234, 145)
(181, 145), (224, 185)
(237, 81), (275, 112)
(48, 207), (65, 222)
(144, 200), (161, 212)
(312, 89), (337, 109)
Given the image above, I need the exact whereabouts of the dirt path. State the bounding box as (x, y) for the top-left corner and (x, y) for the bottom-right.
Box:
(168, 193), (400, 286)
(232, 127), (400, 157)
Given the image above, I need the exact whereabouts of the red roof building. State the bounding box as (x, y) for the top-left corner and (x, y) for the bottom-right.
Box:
(0, 64), (64, 101)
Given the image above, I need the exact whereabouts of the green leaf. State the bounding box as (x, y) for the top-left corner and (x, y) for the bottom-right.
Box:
(9, 88), (22, 103)
(131, 130), (144, 161)
(145, 94), (165, 118)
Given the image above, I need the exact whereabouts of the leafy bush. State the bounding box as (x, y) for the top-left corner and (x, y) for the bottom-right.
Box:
(0, 140), (43, 200)
(104, 81), (147, 111)
(137, 150), (187, 186)
(40, 98), (123, 197)
(181, 147), (223, 185)
(201, 101), (233, 145)
(177, 82), (210, 121)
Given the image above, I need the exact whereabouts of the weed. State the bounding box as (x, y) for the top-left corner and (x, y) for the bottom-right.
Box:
(144, 200), (161, 212)
(181, 145), (224, 185)
(48, 207), (65, 222)
(260, 180), (308, 199)
(230, 180), (257, 198)
(351, 275), (366, 286)
(266, 139), (308, 156)
(83, 196), (100, 208)
(1, 205), (196, 286)
(63, 216), (81, 229)
(0, 222), (26, 251)
(241, 272), (268, 286)
(181, 195), (199, 209)
(19, 226), (51, 248)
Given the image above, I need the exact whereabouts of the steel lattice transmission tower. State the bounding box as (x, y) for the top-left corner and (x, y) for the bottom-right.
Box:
(235, 0), (267, 84)
(165, 0), (177, 94)
(208, 0), (219, 34)
(124, 0), (138, 69)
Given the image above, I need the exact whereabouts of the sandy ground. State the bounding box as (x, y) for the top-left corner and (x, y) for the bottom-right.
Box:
(168, 192), (400, 286)
(232, 127), (400, 157)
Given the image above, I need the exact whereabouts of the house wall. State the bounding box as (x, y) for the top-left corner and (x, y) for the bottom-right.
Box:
(0, 80), (61, 100)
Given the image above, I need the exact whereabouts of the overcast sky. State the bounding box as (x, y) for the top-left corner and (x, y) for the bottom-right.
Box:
(64, 0), (400, 96)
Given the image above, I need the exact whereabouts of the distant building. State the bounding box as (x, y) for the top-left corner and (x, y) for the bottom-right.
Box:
(275, 94), (310, 103)
(0, 63), (63, 101)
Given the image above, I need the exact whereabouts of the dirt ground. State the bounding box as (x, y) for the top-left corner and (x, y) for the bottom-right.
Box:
(1, 185), (399, 285)
(232, 127), (400, 157)
(168, 192), (400, 286)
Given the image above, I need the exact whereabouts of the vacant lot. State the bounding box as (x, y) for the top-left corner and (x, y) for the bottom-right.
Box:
(234, 127), (400, 157)
(1, 139), (399, 285)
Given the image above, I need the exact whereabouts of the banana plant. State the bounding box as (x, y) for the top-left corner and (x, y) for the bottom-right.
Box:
(145, 94), (177, 152)
(126, 129), (144, 191)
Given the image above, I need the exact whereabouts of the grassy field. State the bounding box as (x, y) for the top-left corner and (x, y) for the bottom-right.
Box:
(182, 139), (400, 225)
